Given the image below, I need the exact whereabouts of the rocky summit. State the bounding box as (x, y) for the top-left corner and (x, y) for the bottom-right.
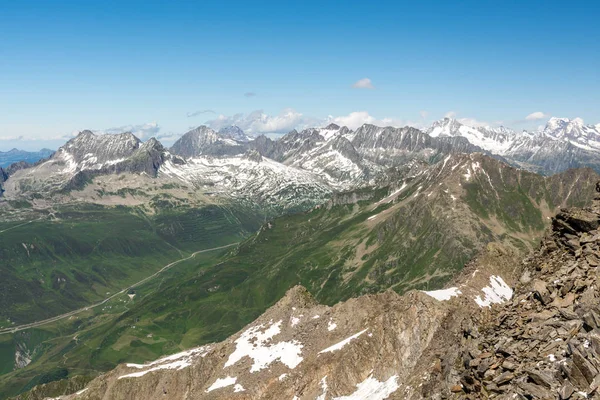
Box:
(411, 190), (600, 399)
(434, 199), (600, 399)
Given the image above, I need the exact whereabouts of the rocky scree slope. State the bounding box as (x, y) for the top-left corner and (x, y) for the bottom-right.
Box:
(409, 192), (600, 399)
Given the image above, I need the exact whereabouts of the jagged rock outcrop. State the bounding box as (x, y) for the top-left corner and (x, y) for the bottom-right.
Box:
(0, 167), (7, 184)
(170, 126), (246, 157)
(411, 189), (600, 399)
(218, 126), (249, 142)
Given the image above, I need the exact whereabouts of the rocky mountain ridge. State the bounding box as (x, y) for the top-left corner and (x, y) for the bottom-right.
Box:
(428, 117), (600, 175)
(0, 123), (497, 216)
(34, 187), (600, 400)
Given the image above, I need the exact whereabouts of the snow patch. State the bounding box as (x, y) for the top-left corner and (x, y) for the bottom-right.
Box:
(328, 320), (337, 331)
(464, 168), (472, 181)
(333, 374), (400, 400)
(119, 346), (210, 379)
(234, 383), (245, 392)
(225, 320), (304, 372)
(316, 376), (328, 400)
(423, 287), (462, 301)
(474, 275), (513, 307)
(206, 376), (237, 392)
(319, 329), (368, 354)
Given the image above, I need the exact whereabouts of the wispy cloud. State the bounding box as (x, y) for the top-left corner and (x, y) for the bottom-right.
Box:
(206, 109), (320, 134)
(444, 111), (457, 119)
(0, 135), (25, 141)
(102, 122), (160, 139)
(244, 92), (257, 97)
(186, 109), (216, 118)
(443, 111), (491, 127)
(352, 78), (374, 89)
(525, 111), (549, 121)
(327, 111), (417, 130)
(207, 108), (425, 135)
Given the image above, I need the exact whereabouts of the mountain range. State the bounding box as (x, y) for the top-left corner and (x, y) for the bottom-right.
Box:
(3, 116), (599, 210)
(19, 182), (600, 399)
(0, 149), (54, 169)
(2, 116), (600, 399)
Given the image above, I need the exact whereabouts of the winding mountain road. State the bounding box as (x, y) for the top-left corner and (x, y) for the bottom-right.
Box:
(0, 242), (239, 335)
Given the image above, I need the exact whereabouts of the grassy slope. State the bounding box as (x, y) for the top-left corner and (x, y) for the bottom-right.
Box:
(3, 157), (599, 398)
(0, 204), (260, 326)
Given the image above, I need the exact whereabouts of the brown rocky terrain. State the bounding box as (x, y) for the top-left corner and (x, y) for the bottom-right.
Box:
(32, 187), (600, 400)
(410, 192), (600, 399)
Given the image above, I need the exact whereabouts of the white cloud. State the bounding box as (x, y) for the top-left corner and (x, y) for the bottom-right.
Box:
(456, 117), (490, 128)
(328, 111), (375, 129)
(444, 111), (490, 128)
(352, 78), (374, 89)
(326, 111), (416, 130)
(444, 111), (457, 119)
(187, 109), (215, 118)
(206, 109), (320, 134)
(0, 135), (25, 141)
(102, 122), (160, 139)
(420, 110), (428, 118)
(525, 111), (548, 121)
(206, 109), (420, 135)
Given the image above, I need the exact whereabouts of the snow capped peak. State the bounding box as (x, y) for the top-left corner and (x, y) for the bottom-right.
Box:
(323, 123), (341, 130)
(170, 126), (247, 158)
(426, 118), (515, 154)
(544, 117), (571, 134)
(75, 129), (96, 138)
(572, 117), (585, 126)
(428, 119), (453, 136)
(541, 117), (600, 145)
(218, 125), (249, 142)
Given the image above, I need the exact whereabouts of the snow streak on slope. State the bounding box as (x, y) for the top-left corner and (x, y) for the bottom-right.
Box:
(224, 320), (304, 372)
(333, 374), (400, 400)
(474, 275), (513, 307)
(319, 329), (369, 354)
(423, 287), (462, 301)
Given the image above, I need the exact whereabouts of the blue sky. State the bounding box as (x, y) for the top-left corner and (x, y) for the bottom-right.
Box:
(1, 0), (599, 150)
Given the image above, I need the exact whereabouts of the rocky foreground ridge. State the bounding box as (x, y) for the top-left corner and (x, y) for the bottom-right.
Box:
(36, 188), (600, 400)
(427, 196), (600, 399)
